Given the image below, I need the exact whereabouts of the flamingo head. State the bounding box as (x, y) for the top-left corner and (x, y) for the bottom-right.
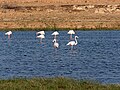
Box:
(75, 36), (79, 38)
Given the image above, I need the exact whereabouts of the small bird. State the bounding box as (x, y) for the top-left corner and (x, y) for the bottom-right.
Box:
(67, 36), (79, 50)
(68, 30), (75, 40)
(37, 34), (45, 43)
(5, 31), (12, 39)
(36, 31), (45, 35)
(52, 31), (59, 39)
(53, 39), (59, 48)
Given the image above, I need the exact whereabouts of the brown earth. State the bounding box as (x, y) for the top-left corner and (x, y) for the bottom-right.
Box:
(0, 0), (120, 30)
(0, 0), (120, 4)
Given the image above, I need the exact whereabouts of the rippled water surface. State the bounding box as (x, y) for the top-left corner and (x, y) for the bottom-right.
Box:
(0, 30), (120, 84)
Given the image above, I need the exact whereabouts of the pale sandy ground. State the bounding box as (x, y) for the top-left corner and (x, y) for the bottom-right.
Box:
(0, 0), (120, 4)
(0, 0), (120, 29)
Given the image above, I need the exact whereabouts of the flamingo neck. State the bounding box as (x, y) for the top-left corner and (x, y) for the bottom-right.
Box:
(75, 37), (78, 45)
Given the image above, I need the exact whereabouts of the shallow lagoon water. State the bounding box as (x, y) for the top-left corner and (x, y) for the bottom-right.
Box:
(0, 30), (120, 84)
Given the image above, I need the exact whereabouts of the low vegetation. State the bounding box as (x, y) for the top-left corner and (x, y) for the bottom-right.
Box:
(0, 1), (120, 30)
(0, 77), (119, 90)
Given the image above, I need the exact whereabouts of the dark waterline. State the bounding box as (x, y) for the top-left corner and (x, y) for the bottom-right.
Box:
(0, 30), (120, 84)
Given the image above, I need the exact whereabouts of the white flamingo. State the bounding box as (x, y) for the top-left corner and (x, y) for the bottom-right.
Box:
(5, 31), (12, 39)
(37, 34), (45, 43)
(68, 30), (75, 40)
(67, 36), (79, 50)
(52, 31), (59, 39)
(53, 39), (59, 48)
(36, 31), (45, 35)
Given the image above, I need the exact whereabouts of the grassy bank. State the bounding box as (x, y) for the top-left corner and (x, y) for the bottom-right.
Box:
(0, 77), (119, 90)
(0, 28), (71, 31)
(0, 27), (120, 31)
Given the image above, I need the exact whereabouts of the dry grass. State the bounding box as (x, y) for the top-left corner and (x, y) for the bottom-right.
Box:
(0, 0), (120, 30)
(0, 0), (120, 4)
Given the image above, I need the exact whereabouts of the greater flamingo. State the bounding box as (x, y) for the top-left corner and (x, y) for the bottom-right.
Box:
(37, 34), (45, 43)
(52, 31), (59, 39)
(67, 30), (75, 40)
(5, 31), (12, 39)
(53, 39), (59, 48)
(67, 36), (78, 50)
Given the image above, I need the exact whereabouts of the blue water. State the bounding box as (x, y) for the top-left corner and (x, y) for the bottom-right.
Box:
(0, 30), (120, 84)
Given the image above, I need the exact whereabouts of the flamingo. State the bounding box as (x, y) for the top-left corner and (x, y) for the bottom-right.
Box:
(68, 30), (75, 40)
(36, 31), (45, 35)
(53, 39), (59, 48)
(52, 31), (59, 39)
(67, 36), (79, 50)
(5, 31), (12, 39)
(36, 34), (45, 43)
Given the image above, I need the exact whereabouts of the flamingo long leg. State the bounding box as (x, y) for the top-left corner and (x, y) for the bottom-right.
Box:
(54, 35), (56, 39)
(40, 38), (42, 43)
(70, 34), (73, 40)
(8, 35), (10, 39)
